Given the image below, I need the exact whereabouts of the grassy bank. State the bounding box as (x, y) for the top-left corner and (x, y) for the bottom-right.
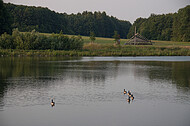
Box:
(0, 44), (190, 57)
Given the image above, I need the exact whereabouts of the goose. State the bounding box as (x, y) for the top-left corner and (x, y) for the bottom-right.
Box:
(124, 89), (127, 94)
(51, 99), (55, 106)
(129, 93), (133, 97)
(127, 91), (131, 96)
(131, 94), (134, 100)
(127, 96), (131, 103)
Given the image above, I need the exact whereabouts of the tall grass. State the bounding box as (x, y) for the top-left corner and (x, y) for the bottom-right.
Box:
(0, 44), (189, 57)
(83, 43), (190, 56)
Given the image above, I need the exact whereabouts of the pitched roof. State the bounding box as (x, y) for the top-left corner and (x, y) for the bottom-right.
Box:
(125, 33), (152, 45)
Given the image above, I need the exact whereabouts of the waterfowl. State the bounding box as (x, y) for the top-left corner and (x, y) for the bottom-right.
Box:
(127, 97), (131, 103)
(124, 89), (127, 94)
(51, 99), (55, 106)
(127, 91), (131, 96)
(131, 96), (134, 100)
(129, 93), (133, 97)
(131, 94), (134, 100)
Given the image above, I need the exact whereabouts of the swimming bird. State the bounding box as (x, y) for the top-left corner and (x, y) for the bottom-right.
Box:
(124, 89), (127, 94)
(131, 94), (134, 100)
(127, 96), (131, 103)
(51, 99), (55, 107)
(127, 91), (131, 96)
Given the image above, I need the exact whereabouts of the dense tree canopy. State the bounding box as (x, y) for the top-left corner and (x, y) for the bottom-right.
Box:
(128, 5), (190, 42)
(172, 5), (190, 42)
(0, 0), (12, 35)
(4, 3), (131, 38)
(2, 2), (189, 42)
(128, 14), (174, 41)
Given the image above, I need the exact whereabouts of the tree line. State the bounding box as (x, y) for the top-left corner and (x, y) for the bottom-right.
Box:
(0, 0), (12, 35)
(3, 2), (131, 38)
(1, 0), (189, 42)
(127, 5), (190, 42)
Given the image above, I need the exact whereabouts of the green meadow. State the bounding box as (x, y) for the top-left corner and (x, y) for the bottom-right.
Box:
(40, 33), (190, 47)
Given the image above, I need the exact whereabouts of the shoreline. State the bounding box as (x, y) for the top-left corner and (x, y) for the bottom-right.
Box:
(1, 46), (190, 57)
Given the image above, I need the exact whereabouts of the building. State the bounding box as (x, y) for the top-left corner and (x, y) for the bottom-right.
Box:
(125, 27), (152, 45)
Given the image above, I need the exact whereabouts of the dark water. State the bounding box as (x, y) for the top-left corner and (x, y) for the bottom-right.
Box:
(0, 56), (190, 126)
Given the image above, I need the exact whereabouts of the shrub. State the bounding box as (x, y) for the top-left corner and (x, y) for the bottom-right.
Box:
(0, 29), (84, 50)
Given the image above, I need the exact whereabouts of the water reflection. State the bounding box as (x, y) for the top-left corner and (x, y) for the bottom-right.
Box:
(0, 57), (190, 106)
(132, 61), (190, 88)
(0, 57), (190, 126)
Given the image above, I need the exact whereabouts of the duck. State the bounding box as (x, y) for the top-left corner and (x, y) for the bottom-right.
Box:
(51, 99), (55, 107)
(124, 89), (127, 94)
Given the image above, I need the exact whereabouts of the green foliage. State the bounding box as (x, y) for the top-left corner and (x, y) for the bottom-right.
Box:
(0, 32), (14, 49)
(128, 5), (190, 42)
(89, 31), (96, 43)
(113, 31), (120, 44)
(128, 14), (173, 41)
(172, 5), (190, 42)
(4, 3), (131, 38)
(0, 35), (190, 57)
(127, 17), (147, 39)
(1, 45), (189, 57)
(83, 44), (190, 56)
(0, 0), (12, 35)
(3, 2), (190, 42)
(0, 29), (84, 50)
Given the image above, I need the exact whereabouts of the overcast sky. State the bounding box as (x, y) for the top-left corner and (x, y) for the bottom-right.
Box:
(4, 0), (190, 23)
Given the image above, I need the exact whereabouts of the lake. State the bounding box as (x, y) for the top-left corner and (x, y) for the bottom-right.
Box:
(0, 56), (190, 126)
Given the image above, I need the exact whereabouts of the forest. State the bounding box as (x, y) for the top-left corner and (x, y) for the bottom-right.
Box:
(128, 5), (190, 42)
(3, 2), (131, 38)
(0, 0), (190, 42)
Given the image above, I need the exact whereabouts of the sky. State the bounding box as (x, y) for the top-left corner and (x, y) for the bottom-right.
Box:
(4, 0), (190, 23)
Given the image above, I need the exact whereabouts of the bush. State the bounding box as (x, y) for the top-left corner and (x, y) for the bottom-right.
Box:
(0, 32), (15, 49)
(0, 29), (84, 50)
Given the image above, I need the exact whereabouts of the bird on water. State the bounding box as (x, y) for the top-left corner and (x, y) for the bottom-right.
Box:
(124, 89), (127, 94)
(51, 99), (55, 107)
(131, 94), (134, 100)
(127, 96), (131, 103)
(127, 90), (131, 96)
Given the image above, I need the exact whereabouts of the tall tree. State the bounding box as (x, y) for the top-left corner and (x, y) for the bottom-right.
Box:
(89, 31), (96, 43)
(0, 0), (12, 35)
(172, 5), (190, 42)
(113, 31), (120, 45)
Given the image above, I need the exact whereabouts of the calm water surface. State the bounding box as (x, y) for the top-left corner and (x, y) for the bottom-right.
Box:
(0, 56), (190, 126)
